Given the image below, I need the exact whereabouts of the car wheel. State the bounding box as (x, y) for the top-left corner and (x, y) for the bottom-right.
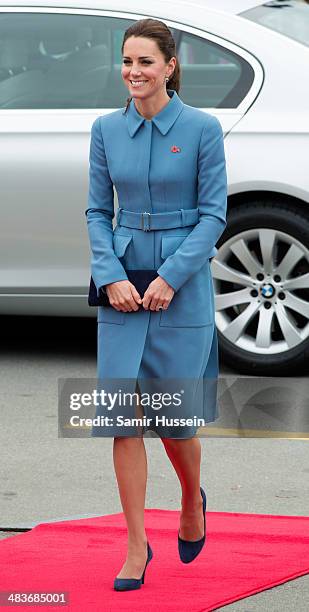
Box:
(212, 201), (309, 375)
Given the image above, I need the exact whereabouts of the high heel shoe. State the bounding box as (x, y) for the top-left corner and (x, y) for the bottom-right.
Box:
(178, 486), (206, 563)
(113, 541), (153, 591)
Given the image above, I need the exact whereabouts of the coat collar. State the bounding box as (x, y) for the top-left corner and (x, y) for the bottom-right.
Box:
(123, 89), (184, 138)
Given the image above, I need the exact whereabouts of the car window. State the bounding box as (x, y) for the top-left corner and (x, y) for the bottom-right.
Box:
(176, 31), (254, 107)
(0, 11), (254, 110)
(0, 12), (135, 109)
(240, 0), (309, 48)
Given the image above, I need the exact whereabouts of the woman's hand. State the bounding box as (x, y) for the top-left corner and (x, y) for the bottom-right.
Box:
(142, 276), (175, 311)
(105, 280), (142, 312)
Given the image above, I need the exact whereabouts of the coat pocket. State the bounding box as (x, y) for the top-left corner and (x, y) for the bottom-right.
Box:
(97, 306), (125, 324)
(159, 234), (214, 328)
(113, 234), (133, 262)
(160, 234), (188, 259)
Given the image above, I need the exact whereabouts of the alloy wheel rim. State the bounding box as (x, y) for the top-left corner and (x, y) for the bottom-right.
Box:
(211, 228), (309, 355)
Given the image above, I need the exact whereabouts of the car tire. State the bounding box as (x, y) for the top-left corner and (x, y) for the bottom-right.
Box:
(213, 200), (309, 375)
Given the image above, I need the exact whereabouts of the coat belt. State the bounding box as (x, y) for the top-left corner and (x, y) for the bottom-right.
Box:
(116, 207), (199, 231)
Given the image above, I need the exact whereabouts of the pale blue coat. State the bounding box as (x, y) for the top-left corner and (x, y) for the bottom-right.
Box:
(85, 89), (227, 438)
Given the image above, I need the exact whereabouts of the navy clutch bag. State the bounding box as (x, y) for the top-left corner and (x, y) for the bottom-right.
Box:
(88, 270), (159, 307)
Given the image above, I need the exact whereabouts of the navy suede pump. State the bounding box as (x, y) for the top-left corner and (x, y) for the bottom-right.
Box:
(178, 487), (207, 563)
(114, 541), (153, 591)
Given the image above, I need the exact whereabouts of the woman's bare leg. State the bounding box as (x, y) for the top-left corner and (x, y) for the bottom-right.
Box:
(112, 385), (148, 579)
(161, 437), (204, 540)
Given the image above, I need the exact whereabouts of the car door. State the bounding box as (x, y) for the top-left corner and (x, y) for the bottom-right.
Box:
(0, 7), (262, 316)
(0, 9), (136, 316)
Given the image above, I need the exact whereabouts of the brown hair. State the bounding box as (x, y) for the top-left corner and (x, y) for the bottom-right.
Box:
(121, 18), (181, 114)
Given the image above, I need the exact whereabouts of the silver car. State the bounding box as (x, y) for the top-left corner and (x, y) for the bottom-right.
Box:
(1, 0), (308, 375)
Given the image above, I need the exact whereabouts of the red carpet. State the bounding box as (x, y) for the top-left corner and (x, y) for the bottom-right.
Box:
(1, 510), (309, 611)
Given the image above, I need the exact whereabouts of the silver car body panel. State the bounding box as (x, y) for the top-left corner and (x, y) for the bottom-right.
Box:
(0, 1), (308, 316)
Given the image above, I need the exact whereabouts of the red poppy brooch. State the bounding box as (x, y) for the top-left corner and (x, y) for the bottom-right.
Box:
(170, 145), (181, 153)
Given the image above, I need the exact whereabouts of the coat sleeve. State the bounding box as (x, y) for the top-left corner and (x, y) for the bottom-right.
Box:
(156, 115), (227, 292)
(85, 116), (129, 297)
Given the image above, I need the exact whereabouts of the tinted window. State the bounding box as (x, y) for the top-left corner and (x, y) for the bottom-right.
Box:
(0, 12), (254, 110)
(240, 0), (309, 48)
(177, 31), (255, 108)
(0, 12), (135, 109)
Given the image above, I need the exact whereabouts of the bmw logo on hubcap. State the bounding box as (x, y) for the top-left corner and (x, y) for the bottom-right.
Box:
(261, 283), (275, 298)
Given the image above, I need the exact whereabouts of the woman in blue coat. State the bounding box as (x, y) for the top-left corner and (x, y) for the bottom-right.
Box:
(85, 18), (227, 591)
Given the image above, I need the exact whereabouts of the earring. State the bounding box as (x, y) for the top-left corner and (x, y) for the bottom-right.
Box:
(165, 76), (169, 82)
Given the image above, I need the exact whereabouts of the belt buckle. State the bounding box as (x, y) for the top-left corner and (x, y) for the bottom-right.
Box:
(141, 211), (151, 231)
